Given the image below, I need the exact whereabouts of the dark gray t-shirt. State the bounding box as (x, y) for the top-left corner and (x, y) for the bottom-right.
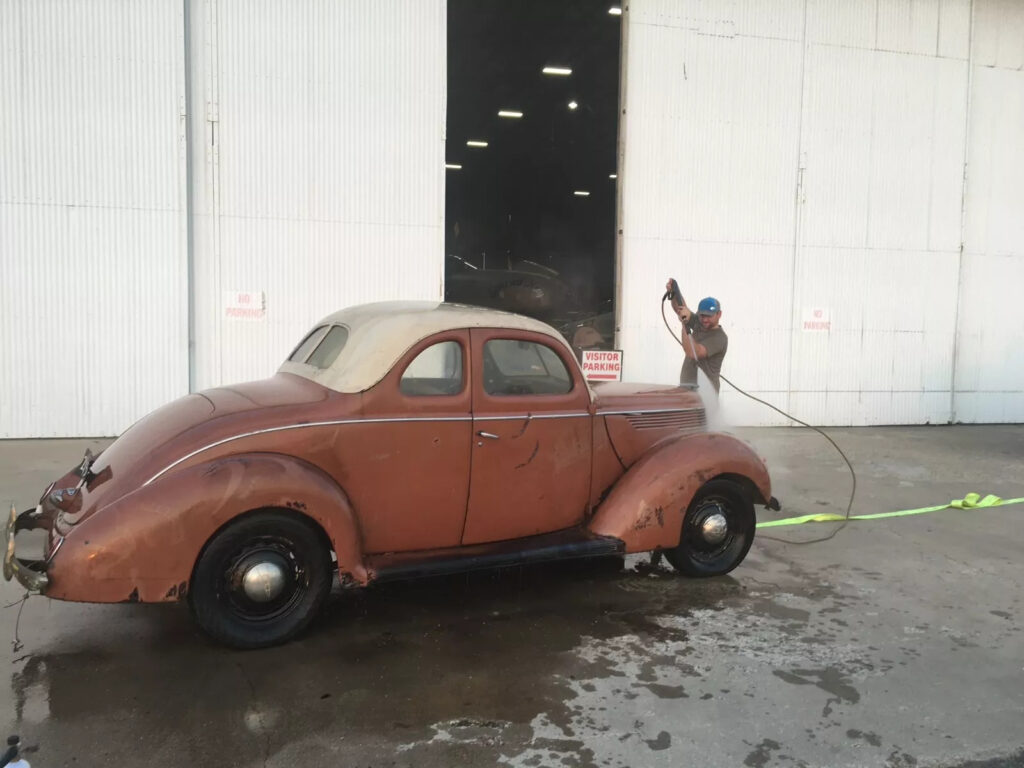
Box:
(680, 317), (728, 393)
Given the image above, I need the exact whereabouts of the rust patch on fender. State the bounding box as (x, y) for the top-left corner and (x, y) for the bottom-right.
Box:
(164, 580), (189, 600)
(633, 506), (665, 532)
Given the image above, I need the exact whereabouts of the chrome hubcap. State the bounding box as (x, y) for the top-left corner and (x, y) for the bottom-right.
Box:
(241, 561), (287, 603)
(700, 512), (728, 545)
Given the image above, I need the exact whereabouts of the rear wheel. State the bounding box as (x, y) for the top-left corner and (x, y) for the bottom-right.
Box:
(189, 511), (332, 649)
(665, 479), (756, 577)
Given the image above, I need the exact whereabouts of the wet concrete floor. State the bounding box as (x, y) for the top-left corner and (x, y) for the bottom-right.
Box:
(1, 426), (1023, 767)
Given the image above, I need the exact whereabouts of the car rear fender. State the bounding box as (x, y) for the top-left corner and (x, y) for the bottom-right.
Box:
(47, 453), (367, 603)
(587, 433), (771, 553)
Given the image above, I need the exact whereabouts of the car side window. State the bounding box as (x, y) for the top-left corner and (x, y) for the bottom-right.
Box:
(306, 326), (349, 369)
(483, 339), (572, 396)
(288, 325), (329, 363)
(400, 341), (464, 396)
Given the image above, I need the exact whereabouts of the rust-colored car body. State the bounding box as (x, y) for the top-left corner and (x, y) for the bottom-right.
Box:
(4, 302), (777, 644)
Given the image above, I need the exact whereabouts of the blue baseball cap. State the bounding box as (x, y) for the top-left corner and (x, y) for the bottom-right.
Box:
(697, 297), (721, 315)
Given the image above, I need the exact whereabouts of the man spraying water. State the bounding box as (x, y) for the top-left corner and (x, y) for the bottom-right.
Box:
(665, 279), (728, 394)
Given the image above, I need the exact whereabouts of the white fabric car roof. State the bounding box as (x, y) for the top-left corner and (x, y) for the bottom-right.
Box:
(277, 301), (575, 394)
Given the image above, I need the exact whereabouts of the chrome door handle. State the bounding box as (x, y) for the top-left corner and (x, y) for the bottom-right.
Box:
(476, 431), (500, 440)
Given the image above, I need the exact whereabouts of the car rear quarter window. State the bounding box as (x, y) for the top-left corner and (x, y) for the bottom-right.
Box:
(305, 326), (350, 369)
(288, 325), (329, 363)
(400, 341), (463, 396)
(483, 339), (572, 396)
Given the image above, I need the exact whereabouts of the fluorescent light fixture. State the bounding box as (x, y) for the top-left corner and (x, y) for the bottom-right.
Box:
(498, 110), (523, 118)
(466, 140), (488, 147)
(609, 174), (617, 179)
(609, 6), (622, 15)
(542, 66), (572, 76)
(568, 100), (579, 110)
(445, 164), (462, 170)
(574, 190), (590, 197)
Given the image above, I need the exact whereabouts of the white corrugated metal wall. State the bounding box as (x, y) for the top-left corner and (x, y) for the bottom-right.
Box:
(955, 0), (1024, 423)
(187, 0), (447, 391)
(3, 0), (1021, 437)
(1, 0), (446, 437)
(0, 0), (189, 437)
(619, 0), (1024, 426)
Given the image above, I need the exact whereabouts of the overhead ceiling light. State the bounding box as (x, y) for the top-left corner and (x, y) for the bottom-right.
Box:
(609, 174), (617, 179)
(498, 110), (523, 118)
(609, 6), (622, 15)
(574, 190), (590, 197)
(466, 140), (488, 147)
(445, 164), (462, 170)
(542, 66), (572, 76)
(568, 100), (579, 110)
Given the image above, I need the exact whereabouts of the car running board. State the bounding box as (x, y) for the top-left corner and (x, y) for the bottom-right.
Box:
(366, 529), (626, 584)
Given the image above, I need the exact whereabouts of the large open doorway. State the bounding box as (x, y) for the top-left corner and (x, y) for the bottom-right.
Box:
(444, 0), (622, 353)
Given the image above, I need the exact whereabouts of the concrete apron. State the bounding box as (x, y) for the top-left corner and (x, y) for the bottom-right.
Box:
(1, 426), (1022, 767)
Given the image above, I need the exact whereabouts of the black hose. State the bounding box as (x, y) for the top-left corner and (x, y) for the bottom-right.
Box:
(661, 299), (856, 545)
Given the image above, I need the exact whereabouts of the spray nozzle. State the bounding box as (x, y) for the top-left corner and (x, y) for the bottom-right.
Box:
(664, 278), (684, 306)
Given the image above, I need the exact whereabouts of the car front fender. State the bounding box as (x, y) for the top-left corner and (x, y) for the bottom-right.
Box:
(588, 432), (772, 553)
(47, 453), (367, 603)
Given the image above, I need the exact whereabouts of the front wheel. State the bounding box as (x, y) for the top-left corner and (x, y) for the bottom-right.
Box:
(189, 511), (332, 649)
(665, 479), (756, 577)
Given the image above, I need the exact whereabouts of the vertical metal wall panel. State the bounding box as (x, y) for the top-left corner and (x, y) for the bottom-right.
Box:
(620, 0), (1004, 426)
(619, 2), (805, 426)
(972, 0), (1024, 69)
(790, 7), (969, 426)
(0, 0), (187, 438)
(190, 0), (446, 390)
(954, 0), (1024, 423)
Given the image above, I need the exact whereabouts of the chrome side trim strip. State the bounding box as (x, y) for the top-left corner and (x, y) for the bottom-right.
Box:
(145, 416), (472, 485)
(474, 412), (590, 421)
(597, 407), (704, 416)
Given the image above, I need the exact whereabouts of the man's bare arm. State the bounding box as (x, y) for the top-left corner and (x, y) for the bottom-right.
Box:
(682, 338), (708, 360)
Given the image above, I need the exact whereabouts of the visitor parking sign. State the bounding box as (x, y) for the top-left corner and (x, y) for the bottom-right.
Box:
(581, 350), (623, 382)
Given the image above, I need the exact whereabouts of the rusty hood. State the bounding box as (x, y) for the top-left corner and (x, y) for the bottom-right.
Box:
(591, 381), (708, 468)
(591, 381), (704, 413)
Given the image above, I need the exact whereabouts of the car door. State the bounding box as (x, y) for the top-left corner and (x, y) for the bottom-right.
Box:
(343, 330), (472, 553)
(462, 328), (592, 545)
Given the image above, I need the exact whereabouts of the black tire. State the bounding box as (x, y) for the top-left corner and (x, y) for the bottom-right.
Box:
(189, 511), (332, 649)
(665, 479), (756, 578)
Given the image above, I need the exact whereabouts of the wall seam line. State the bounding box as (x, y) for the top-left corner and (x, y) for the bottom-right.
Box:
(950, 0), (976, 424)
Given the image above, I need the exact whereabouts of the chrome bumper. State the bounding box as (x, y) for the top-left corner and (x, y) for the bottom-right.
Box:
(3, 504), (50, 592)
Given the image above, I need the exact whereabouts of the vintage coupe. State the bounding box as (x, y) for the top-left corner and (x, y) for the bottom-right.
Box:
(4, 302), (778, 648)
